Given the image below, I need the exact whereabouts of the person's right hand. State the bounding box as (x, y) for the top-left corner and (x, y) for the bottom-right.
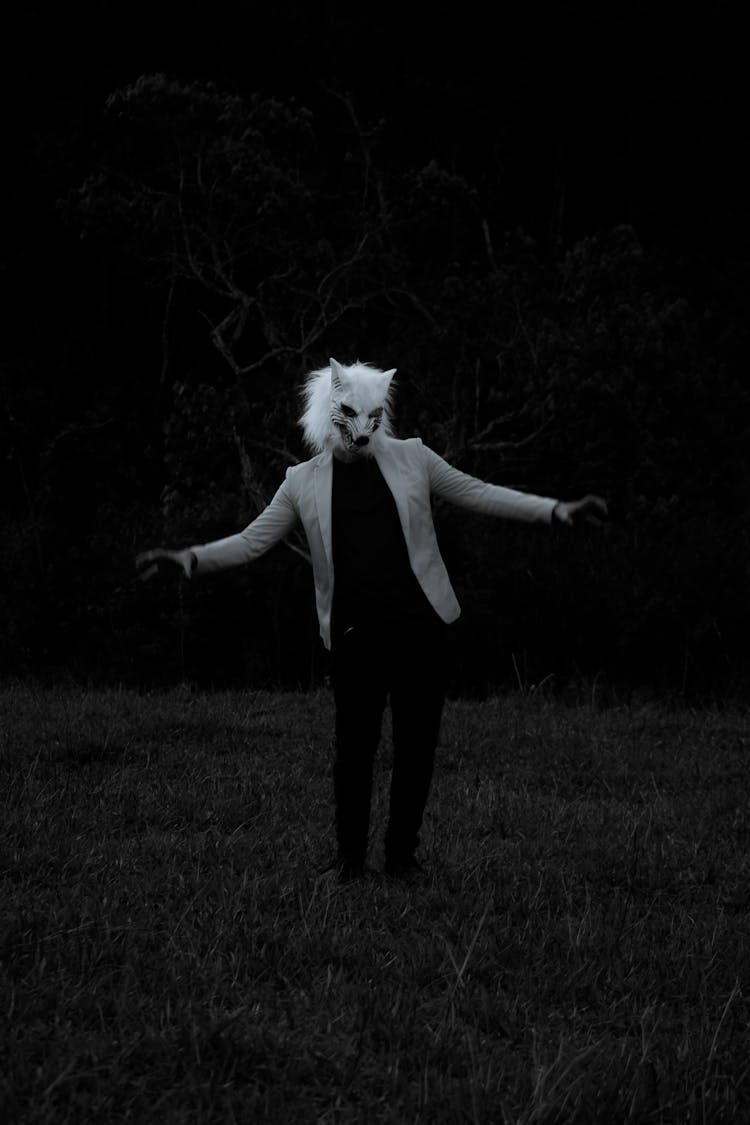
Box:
(135, 548), (196, 581)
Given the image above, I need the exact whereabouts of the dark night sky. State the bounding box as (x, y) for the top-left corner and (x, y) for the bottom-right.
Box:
(7, 2), (750, 241)
(3, 1), (749, 380)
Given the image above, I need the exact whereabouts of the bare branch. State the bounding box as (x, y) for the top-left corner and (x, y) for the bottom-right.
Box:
(252, 441), (301, 466)
(468, 419), (551, 453)
(482, 217), (499, 273)
(325, 87), (377, 209)
(159, 271), (176, 389)
(316, 232), (371, 296)
(207, 308), (248, 377)
(385, 287), (442, 332)
(513, 291), (538, 369)
(471, 405), (539, 445)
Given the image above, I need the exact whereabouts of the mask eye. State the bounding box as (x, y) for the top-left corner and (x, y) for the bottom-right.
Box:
(339, 403), (356, 418)
(369, 408), (383, 420)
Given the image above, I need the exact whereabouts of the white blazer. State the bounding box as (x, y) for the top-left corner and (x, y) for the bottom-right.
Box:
(191, 437), (558, 649)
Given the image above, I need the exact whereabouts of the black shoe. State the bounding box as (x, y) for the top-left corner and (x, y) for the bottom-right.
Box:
(384, 855), (426, 882)
(337, 858), (366, 884)
(318, 856), (366, 883)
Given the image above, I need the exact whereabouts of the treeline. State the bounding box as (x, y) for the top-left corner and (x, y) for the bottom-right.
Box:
(2, 76), (748, 698)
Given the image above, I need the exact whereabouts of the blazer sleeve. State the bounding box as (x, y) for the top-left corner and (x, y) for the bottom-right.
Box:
(421, 442), (558, 524)
(190, 472), (300, 575)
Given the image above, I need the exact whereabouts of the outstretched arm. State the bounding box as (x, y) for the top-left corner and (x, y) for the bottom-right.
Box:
(135, 474), (299, 582)
(422, 442), (558, 523)
(421, 442), (607, 528)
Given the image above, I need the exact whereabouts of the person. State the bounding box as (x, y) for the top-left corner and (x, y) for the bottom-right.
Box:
(137, 359), (607, 883)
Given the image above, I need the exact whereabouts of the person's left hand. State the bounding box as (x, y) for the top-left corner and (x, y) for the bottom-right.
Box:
(135, 547), (196, 581)
(552, 495), (608, 527)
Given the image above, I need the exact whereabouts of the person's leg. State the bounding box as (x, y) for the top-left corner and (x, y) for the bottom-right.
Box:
(331, 626), (388, 874)
(385, 625), (448, 873)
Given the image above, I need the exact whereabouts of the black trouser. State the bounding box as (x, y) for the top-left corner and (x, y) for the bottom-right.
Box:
(330, 621), (448, 867)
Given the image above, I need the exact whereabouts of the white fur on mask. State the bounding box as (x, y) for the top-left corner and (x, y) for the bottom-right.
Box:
(299, 358), (396, 456)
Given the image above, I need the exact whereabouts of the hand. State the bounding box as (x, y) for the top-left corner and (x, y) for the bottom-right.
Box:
(552, 495), (608, 527)
(135, 548), (196, 581)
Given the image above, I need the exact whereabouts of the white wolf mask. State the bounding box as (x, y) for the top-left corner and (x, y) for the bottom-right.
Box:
(299, 358), (396, 458)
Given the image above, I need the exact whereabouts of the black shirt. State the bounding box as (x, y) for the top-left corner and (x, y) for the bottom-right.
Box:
(331, 456), (441, 632)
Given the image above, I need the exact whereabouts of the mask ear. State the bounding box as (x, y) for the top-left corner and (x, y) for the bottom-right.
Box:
(382, 368), (396, 385)
(329, 357), (345, 393)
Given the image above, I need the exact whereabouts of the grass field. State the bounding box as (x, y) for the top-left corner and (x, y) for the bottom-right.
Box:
(1, 683), (749, 1123)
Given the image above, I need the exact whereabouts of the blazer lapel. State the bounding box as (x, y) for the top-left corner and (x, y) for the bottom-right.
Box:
(313, 453), (334, 572)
